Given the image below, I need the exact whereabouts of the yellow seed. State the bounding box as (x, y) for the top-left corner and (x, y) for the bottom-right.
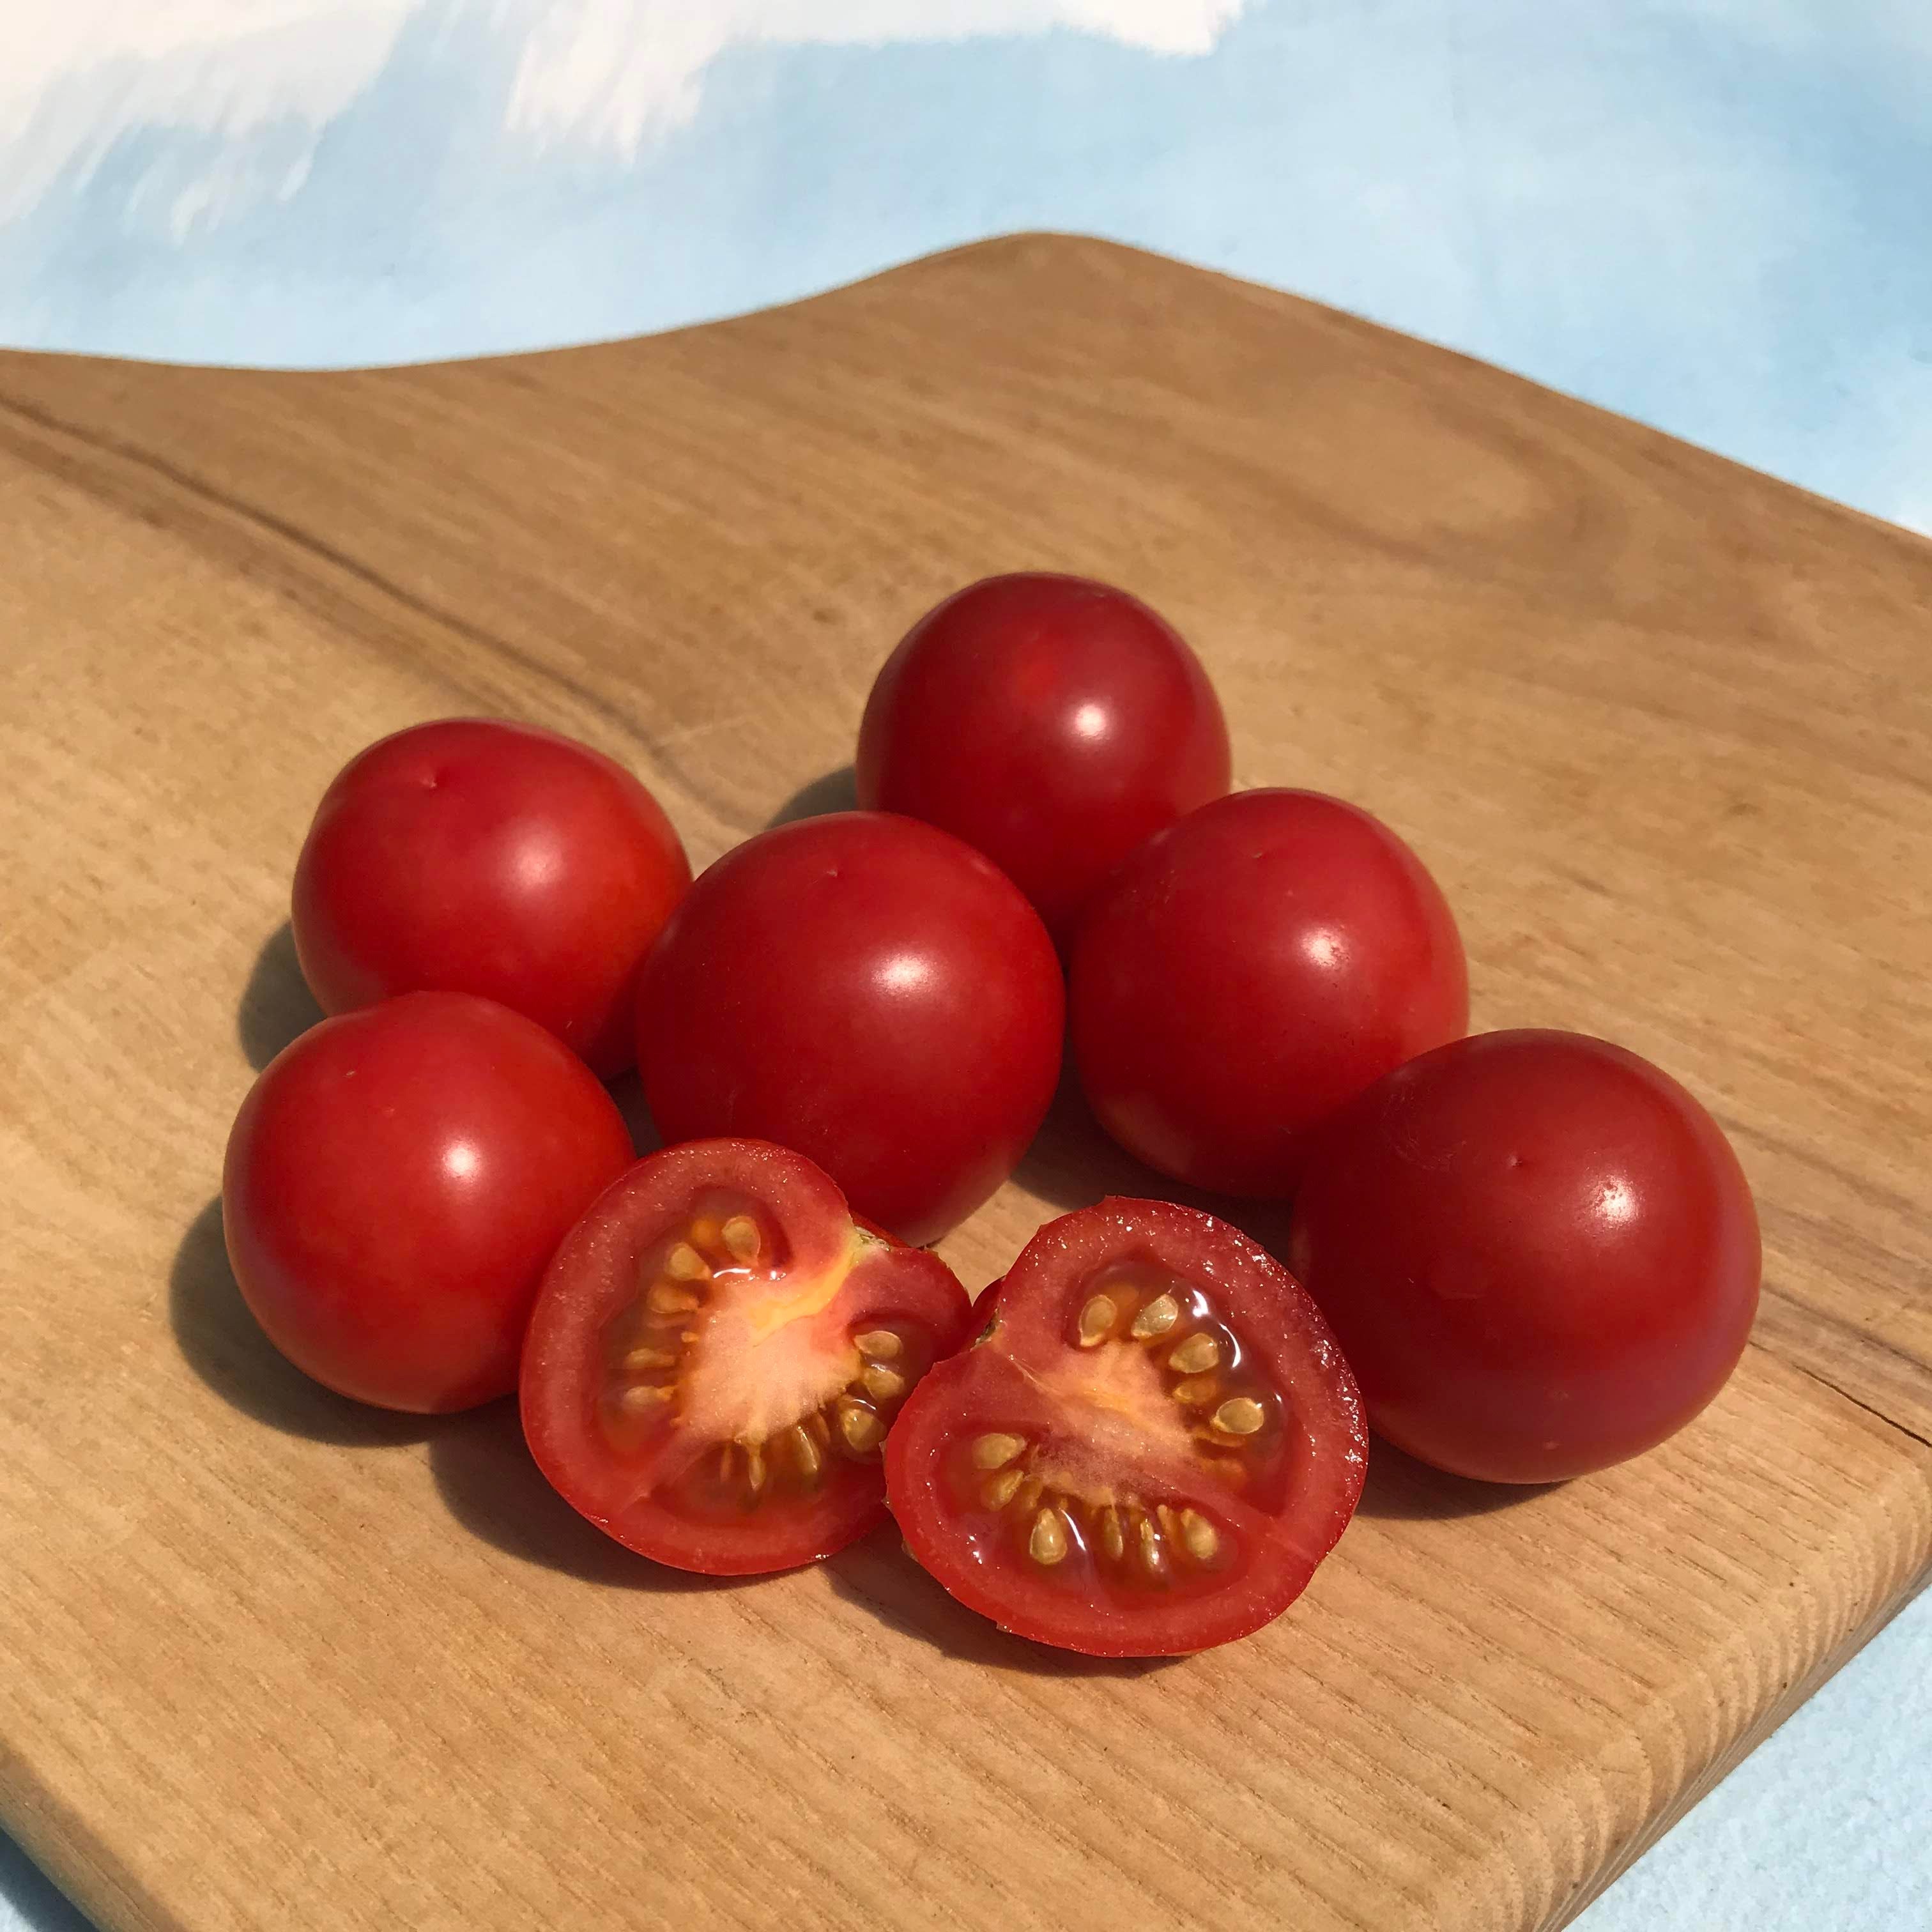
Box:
(837, 1400), (885, 1455)
(806, 1409), (832, 1448)
(1098, 1505), (1125, 1563)
(665, 1243), (709, 1282)
(1137, 1514), (1168, 1579)
(1169, 1333), (1220, 1374)
(983, 1468), (1023, 1509)
(854, 1329), (903, 1360)
(1157, 1503), (1184, 1544)
(862, 1363), (907, 1402)
(1078, 1294), (1118, 1346)
(1130, 1293), (1179, 1339)
(1012, 1475), (1044, 1517)
(647, 1282), (700, 1315)
(788, 1424), (823, 1480)
(1172, 1376), (1218, 1406)
(1179, 1510), (1220, 1563)
(622, 1346), (677, 1373)
(619, 1384), (672, 1415)
(744, 1442), (767, 1494)
(691, 1217), (722, 1248)
(1213, 1397), (1266, 1436)
(1029, 1508), (1070, 1566)
(971, 1432), (1027, 1470)
(721, 1215), (762, 1262)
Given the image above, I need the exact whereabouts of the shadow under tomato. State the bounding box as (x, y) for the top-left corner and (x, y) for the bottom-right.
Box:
(1354, 1438), (1562, 1520)
(824, 1519), (1181, 1678)
(765, 764), (858, 829)
(236, 921), (324, 1071)
(603, 1068), (664, 1160)
(1011, 1061), (1299, 1260)
(426, 1399), (749, 1593)
(169, 1197), (444, 1448)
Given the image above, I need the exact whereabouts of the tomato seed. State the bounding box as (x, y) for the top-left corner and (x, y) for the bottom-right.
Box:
(720, 1216), (762, 1262)
(1129, 1293), (1179, 1338)
(854, 1329), (902, 1360)
(971, 1432), (1027, 1469)
(861, 1362), (907, 1402)
(982, 1468), (1023, 1508)
(664, 1243), (710, 1282)
(1029, 1508), (1070, 1565)
(1213, 1397), (1265, 1436)
(836, 1399), (885, 1455)
(1078, 1294), (1119, 1346)
(1168, 1333), (1219, 1374)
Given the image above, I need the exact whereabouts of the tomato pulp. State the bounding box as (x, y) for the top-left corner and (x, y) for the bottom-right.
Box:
(1289, 1030), (1761, 1482)
(636, 811), (1063, 1245)
(522, 1140), (974, 1574)
(1071, 788), (1468, 1196)
(887, 1199), (1365, 1655)
(222, 992), (635, 1413)
(293, 717), (690, 1077)
(855, 572), (1231, 946)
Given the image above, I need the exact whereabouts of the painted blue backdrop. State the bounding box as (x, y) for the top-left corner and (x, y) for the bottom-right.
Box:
(1, 6), (1927, 1931)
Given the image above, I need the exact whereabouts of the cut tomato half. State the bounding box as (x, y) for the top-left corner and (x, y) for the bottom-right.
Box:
(885, 1199), (1367, 1655)
(521, 1139), (973, 1574)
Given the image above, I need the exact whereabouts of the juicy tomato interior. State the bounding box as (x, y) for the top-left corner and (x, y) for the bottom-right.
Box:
(887, 1200), (1365, 1655)
(522, 1140), (972, 1575)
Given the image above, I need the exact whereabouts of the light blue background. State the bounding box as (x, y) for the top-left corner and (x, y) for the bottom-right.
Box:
(2, 3), (1926, 1927)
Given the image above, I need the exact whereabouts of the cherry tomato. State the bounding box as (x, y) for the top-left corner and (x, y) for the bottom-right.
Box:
(636, 812), (1064, 1245)
(1070, 789), (1468, 1196)
(887, 1198), (1365, 1655)
(855, 573), (1231, 946)
(1287, 1030), (1761, 1482)
(293, 717), (691, 1077)
(222, 992), (634, 1413)
(521, 1139), (973, 1574)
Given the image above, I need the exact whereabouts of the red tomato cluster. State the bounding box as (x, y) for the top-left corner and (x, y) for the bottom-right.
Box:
(222, 569), (1759, 1657)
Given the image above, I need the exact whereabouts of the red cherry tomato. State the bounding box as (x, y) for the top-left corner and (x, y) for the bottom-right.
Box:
(887, 1199), (1365, 1655)
(636, 812), (1064, 1245)
(1071, 789), (1468, 1196)
(521, 1139), (973, 1574)
(222, 992), (634, 1413)
(293, 717), (691, 1077)
(856, 573), (1231, 946)
(1287, 1030), (1761, 1482)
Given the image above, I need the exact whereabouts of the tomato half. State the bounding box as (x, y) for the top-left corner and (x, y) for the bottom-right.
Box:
(293, 717), (691, 1077)
(636, 812), (1064, 1245)
(855, 573), (1231, 946)
(222, 992), (635, 1413)
(521, 1139), (974, 1574)
(886, 1199), (1366, 1655)
(1287, 1031), (1761, 1482)
(1071, 788), (1468, 1196)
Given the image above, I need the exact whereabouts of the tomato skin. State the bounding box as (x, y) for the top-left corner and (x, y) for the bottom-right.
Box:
(887, 1198), (1366, 1657)
(293, 717), (691, 1077)
(1287, 1031), (1761, 1483)
(636, 812), (1064, 1245)
(521, 1140), (974, 1574)
(222, 992), (635, 1413)
(855, 573), (1231, 946)
(1071, 789), (1468, 1197)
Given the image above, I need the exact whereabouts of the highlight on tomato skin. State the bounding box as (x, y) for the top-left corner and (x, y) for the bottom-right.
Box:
(520, 1138), (975, 1576)
(885, 1199), (1367, 1658)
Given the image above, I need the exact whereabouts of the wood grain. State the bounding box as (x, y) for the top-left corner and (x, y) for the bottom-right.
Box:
(1, 233), (1927, 1932)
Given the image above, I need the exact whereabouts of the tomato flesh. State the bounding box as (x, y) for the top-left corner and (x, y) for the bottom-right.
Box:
(887, 1199), (1365, 1655)
(522, 1140), (972, 1574)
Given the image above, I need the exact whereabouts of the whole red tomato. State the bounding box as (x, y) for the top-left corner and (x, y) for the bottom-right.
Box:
(1070, 788), (1468, 1196)
(636, 811), (1063, 1245)
(1287, 1030), (1761, 1482)
(522, 1138), (973, 1575)
(293, 717), (690, 1077)
(222, 992), (634, 1413)
(855, 573), (1231, 946)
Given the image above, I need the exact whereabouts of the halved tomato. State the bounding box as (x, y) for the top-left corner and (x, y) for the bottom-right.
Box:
(521, 1139), (973, 1574)
(885, 1199), (1366, 1655)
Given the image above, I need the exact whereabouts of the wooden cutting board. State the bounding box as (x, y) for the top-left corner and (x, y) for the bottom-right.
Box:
(1, 234), (1928, 1932)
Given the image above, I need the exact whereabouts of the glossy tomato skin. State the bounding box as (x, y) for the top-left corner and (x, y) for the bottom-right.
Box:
(855, 574), (1231, 946)
(1071, 789), (1468, 1197)
(1287, 1031), (1761, 1483)
(521, 1139), (973, 1574)
(636, 812), (1063, 1245)
(293, 717), (691, 1077)
(887, 1198), (1366, 1656)
(222, 992), (634, 1413)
